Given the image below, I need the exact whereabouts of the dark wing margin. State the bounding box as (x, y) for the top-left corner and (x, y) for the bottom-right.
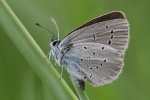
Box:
(69, 11), (125, 34)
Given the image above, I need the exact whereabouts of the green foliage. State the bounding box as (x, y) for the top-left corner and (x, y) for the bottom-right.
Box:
(0, 0), (150, 100)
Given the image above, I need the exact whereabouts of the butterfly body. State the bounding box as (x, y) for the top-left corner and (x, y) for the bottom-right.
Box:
(50, 11), (129, 90)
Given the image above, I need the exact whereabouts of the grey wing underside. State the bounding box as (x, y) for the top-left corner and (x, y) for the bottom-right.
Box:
(59, 12), (129, 54)
(59, 12), (129, 90)
(63, 43), (124, 87)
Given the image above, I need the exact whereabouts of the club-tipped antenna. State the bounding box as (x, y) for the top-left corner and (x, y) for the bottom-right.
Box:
(50, 17), (60, 40)
(35, 23), (56, 40)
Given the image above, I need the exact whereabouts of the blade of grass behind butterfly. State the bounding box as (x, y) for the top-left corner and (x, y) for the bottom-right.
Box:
(70, 76), (89, 100)
(0, 0), (78, 100)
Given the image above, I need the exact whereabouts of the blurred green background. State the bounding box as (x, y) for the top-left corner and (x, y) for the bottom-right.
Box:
(0, 0), (150, 100)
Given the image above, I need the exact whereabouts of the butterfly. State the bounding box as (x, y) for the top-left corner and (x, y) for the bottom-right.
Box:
(45, 11), (129, 91)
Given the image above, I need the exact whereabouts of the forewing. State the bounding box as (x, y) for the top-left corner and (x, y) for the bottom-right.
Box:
(59, 12), (129, 54)
(63, 43), (123, 86)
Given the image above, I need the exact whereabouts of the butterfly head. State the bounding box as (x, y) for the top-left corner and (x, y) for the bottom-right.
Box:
(50, 39), (61, 66)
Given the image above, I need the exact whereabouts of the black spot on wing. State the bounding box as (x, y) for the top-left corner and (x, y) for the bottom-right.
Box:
(111, 30), (114, 33)
(90, 74), (92, 78)
(84, 47), (87, 49)
(103, 59), (106, 62)
(93, 34), (96, 40)
(106, 25), (109, 28)
(93, 52), (95, 55)
(102, 47), (104, 50)
(108, 40), (111, 45)
(111, 35), (113, 39)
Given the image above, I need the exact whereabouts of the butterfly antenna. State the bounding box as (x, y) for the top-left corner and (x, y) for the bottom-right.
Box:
(35, 23), (56, 40)
(50, 17), (60, 40)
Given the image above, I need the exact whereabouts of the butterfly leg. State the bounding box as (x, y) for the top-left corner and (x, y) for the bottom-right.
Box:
(46, 50), (54, 66)
(43, 52), (50, 60)
(48, 50), (55, 64)
(59, 66), (64, 80)
(60, 66), (64, 76)
(48, 50), (52, 60)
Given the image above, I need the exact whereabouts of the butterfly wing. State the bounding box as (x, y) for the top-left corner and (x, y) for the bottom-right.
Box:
(63, 42), (123, 86)
(59, 11), (129, 54)
(59, 11), (129, 88)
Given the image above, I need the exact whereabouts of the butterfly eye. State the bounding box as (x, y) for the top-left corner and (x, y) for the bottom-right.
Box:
(52, 41), (58, 46)
(52, 40), (60, 46)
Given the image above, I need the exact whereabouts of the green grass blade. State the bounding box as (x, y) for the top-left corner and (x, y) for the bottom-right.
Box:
(0, 0), (78, 100)
(70, 77), (89, 100)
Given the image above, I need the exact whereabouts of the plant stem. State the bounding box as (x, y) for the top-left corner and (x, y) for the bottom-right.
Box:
(70, 77), (89, 100)
(0, 0), (78, 100)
